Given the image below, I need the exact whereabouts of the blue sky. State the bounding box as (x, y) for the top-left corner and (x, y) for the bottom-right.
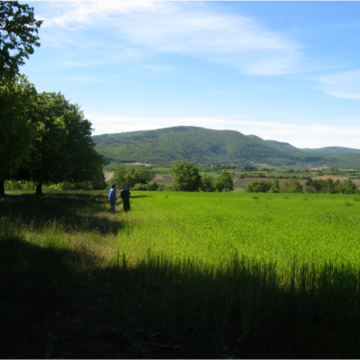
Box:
(20, 1), (360, 149)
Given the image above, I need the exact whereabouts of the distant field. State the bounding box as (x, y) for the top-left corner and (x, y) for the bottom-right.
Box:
(154, 174), (172, 184)
(199, 172), (221, 178)
(103, 172), (114, 182)
(313, 175), (349, 181)
(233, 177), (308, 188)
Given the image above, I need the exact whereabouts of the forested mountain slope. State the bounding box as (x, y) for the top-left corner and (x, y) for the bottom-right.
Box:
(93, 126), (360, 167)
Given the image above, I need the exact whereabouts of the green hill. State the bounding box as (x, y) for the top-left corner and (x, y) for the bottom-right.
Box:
(300, 146), (360, 154)
(93, 126), (360, 167)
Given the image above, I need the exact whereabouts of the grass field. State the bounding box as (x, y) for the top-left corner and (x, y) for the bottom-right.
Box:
(2, 190), (360, 358)
(117, 191), (360, 267)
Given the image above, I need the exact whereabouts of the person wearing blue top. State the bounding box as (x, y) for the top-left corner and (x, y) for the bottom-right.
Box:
(108, 184), (117, 213)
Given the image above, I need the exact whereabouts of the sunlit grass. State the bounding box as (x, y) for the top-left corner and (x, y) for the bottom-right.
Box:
(119, 191), (360, 269)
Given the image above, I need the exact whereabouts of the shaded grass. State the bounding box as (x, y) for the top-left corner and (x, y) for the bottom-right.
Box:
(1, 191), (360, 358)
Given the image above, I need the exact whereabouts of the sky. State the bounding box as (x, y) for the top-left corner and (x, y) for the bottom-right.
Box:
(20, 1), (360, 149)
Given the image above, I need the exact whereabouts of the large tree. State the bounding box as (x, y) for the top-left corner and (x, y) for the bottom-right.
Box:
(0, 75), (37, 196)
(18, 92), (107, 194)
(0, 1), (42, 80)
(170, 161), (201, 192)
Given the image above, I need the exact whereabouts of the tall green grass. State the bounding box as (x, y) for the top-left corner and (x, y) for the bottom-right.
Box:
(119, 192), (360, 268)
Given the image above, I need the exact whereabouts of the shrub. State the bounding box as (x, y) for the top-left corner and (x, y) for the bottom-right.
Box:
(245, 180), (272, 193)
(280, 178), (303, 193)
(147, 181), (159, 191)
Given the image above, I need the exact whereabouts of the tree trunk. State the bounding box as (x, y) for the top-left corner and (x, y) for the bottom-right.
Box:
(36, 183), (42, 195)
(0, 180), (5, 197)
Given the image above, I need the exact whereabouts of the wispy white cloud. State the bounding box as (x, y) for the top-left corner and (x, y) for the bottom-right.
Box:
(40, 1), (156, 29)
(32, 1), (360, 103)
(37, 1), (304, 76)
(314, 70), (360, 100)
(87, 113), (360, 149)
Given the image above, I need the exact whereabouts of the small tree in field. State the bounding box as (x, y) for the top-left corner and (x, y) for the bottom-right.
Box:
(114, 166), (154, 189)
(170, 161), (201, 192)
(280, 178), (303, 193)
(245, 180), (272, 193)
(337, 179), (357, 194)
(147, 180), (159, 191)
(269, 179), (280, 193)
(200, 174), (215, 192)
(214, 169), (234, 192)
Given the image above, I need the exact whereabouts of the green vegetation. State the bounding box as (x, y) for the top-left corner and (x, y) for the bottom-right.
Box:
(170, 161), (202, 191)
(2, 190), (360, 358)
(280, 178), (304, 193)
(1, 3), (107, 196)
(93, 126), (360, 168)
(245, 180), (273, 193)
(0, 75), (37, 195)
(306, 178), (358, 194)
(0, 1), (42, 80)
(113, 166), (155, 190)
(214, 169), (234, 192)
(12, 91), (107, 195)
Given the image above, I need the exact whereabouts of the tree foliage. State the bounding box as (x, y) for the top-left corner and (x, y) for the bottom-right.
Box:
(200, 174), (215, 192)
(17, 92), (107, 194)
(269, 178), (280, 193)
(305, 177), (357, 194)
(245, 180), (272, 193)
(214, 170), (234, 192)
(0, 75), (37, 195)
(280, 178), (303, 193)
(170, 161), (201, 192)
(113, 166), (154, 189)
(0, 1), (42, 80)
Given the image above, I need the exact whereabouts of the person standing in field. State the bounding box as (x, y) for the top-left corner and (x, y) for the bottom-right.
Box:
(120, 186), (131, 212)
(108, 184), (117, 213)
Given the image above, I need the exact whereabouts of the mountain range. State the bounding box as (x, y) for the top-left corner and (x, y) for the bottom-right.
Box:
(93, 126), (360, 168)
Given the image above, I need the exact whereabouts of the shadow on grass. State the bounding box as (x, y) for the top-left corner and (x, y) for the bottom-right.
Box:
(0, 192), (139, 235)
(2, 234), (360, 358)
(130, 195), (151, 199)
(0, 236), (100, 358)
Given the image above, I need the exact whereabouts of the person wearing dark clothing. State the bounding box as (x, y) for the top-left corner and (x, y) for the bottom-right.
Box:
(108, 184), (117, 213)
(120, 186), (131, 212)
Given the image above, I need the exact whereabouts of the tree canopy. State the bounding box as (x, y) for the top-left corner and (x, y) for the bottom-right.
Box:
(245, 180), (272, 193)
(200, 174), (215, 192)
(0, 75), (37, 196)
(16, 92), (107, 194)
(170, 161), (202, 192)
(0, 1), (42, 80)
(214, 169), (234, 192)
(113, 166), (154, 189)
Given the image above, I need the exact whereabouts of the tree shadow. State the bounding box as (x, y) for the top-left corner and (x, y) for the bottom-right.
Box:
(0, 236), (100, 358)
(0, 192), (133, 235)
(2, 235), (360, 359)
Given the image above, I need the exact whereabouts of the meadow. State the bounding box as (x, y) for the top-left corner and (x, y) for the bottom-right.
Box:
(1, 190), (360, 358)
